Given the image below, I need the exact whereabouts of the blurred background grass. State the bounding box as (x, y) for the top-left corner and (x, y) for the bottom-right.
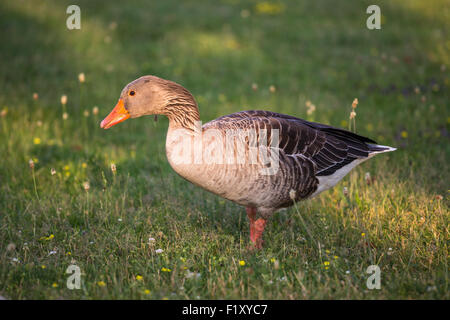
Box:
(0, 0), (448, 299)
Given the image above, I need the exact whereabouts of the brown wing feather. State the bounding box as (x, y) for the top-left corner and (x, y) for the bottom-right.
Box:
(204, 110), (375, 177)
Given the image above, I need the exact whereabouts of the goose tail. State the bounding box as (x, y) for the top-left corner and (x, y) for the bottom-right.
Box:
(367, 144), (397, 157)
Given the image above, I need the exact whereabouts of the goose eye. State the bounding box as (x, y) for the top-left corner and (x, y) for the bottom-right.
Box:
(129, 90), (136, 96)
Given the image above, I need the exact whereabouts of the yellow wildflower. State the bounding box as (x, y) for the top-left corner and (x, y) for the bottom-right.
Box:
(144, 289), (150, 295)
(239, 260), (246, 266)
(40, 234), (54, 241)
(33, 137), (41, 145)
(255, 2), (285, 15)
(136, 275), (143, 281)
(324, 261), (330, 266)
(97, 281), (106, 287)
(52, 283), (58, 288)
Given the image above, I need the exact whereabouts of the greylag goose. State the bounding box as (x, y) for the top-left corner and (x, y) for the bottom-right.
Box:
(101, 75), (395, 249)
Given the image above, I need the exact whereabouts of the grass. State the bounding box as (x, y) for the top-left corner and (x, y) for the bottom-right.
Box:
(0, 0), (448, 299)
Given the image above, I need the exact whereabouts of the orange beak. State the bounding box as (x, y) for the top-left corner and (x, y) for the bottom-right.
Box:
(100, 99), (130, 129)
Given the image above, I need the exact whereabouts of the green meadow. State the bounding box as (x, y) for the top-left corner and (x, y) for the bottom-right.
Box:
(0, 0), (448, 299)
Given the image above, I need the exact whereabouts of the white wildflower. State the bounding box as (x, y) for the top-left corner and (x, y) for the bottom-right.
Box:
(365, 172), (372, 185)
(185, 270), (201, 279)
(78, 73), (85, 83)
(289, 189), (296, 201)
(343, 187), (349, 196)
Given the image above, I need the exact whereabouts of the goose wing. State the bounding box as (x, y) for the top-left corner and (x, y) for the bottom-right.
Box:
(203, 110), (376, 177)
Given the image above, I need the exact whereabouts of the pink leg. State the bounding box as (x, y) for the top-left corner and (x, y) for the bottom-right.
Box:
(246, 207), (267, 249)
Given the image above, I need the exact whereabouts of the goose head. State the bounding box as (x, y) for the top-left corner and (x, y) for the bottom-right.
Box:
(100, 75), (198, 129)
